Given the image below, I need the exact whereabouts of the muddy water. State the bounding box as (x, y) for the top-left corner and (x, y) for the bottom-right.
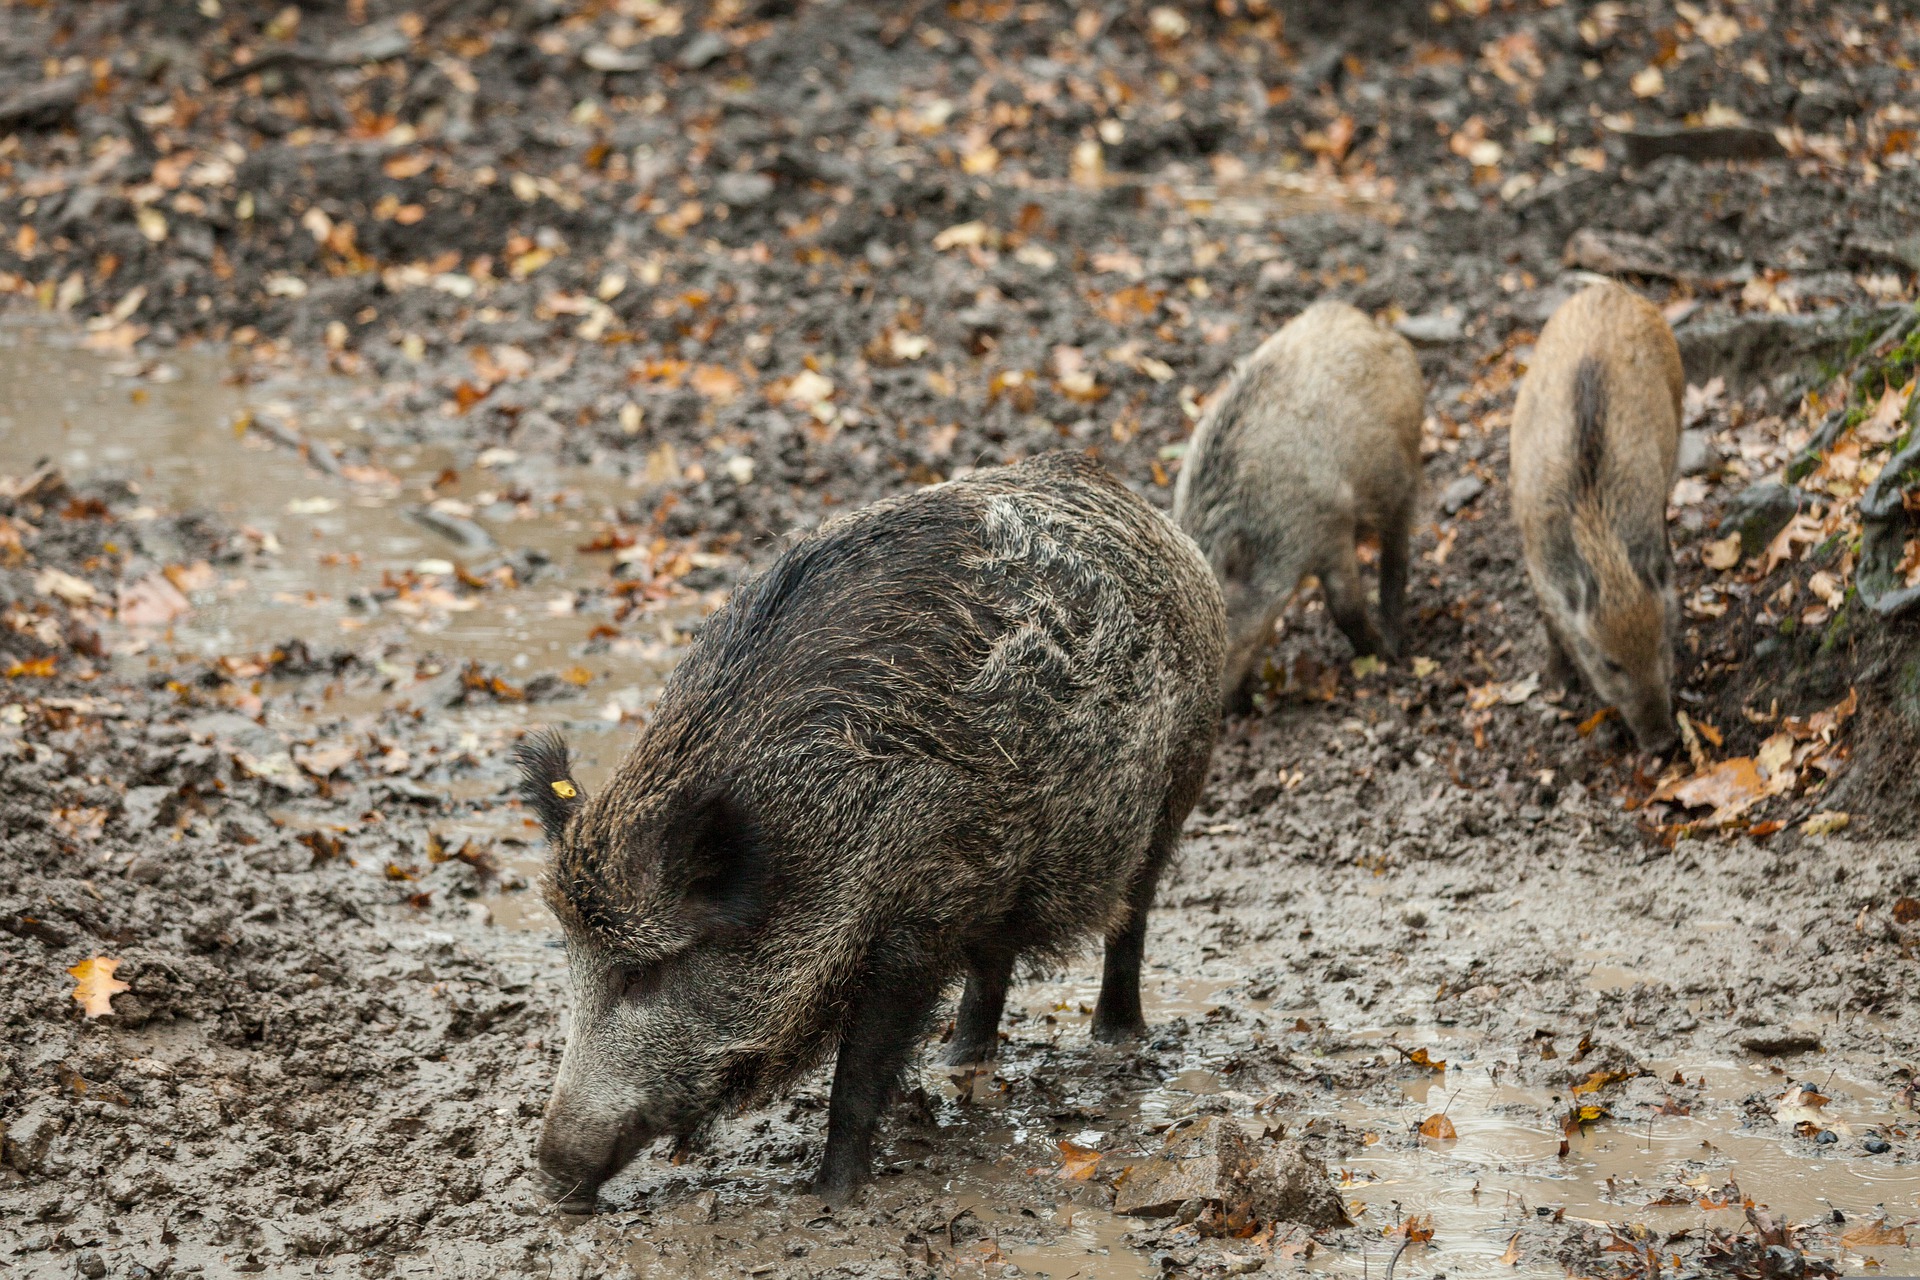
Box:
(8, 319), (1920, 1277)
(0, 318), (701, 925)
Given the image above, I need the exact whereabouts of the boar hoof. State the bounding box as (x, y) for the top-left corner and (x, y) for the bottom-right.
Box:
(810, 1171), (866, 1208)
(1089, 1016), (1148, 1045)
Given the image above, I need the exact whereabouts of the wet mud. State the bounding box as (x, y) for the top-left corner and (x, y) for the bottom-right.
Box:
(4, 1), (1920, 1277)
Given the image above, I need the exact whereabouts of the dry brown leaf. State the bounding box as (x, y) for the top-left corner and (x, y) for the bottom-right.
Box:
(1801, 810), (1850, 836)
(119, 573), (191, 627)
(1650, 756), (1769, 825)
(294, 741), (358, 777)
(1404, 1047), (1447, 1072)
(1701, 533), (1742, 570)
(1499, 1232), (1522, 1265)
(1418, 1113), (1457, 1140)
(1893, 897), (1920, 925)
(69, 956), (130, 1018)
(1056, 1139), (1101, 1181)
(1841, 1220), (1908, 1249)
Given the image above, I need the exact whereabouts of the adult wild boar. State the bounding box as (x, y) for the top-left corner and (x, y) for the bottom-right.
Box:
(1510, 280), (1682, 753)
(1173, 300), (1425, 714)
(521, 453), (1226, 1209)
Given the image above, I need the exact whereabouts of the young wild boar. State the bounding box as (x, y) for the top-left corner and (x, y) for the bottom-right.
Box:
(521, 453), (1226, 1210)
(1509, 280), (1682, 753)
(1172, 300), (1425, 714)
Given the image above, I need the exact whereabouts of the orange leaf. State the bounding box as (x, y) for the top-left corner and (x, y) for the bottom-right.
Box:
(1576, 706), (1615, 737)
(1056, 1139), (1101, 1181)
(1403, 1047), (1447, 1072)
(1650, 757), (1769, 825)
(1842, 1220), (1909, 1248)
(1418, 1113), (1457, 1140)
(69, 956), (130, 1018)
(6, 656), (56, 678)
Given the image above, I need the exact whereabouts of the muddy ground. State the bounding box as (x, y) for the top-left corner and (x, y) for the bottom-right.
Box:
(5, 1), (1920, 1277)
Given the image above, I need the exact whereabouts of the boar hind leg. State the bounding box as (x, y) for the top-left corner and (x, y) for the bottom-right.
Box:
(814, 972), (941, 1206)
(1321, 543), (1383, 658)
(1092, 759), (1203, 1044)
(945, 948), (1016, 1065)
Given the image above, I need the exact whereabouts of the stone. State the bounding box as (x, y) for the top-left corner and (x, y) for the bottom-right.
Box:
(1724, 482), (1802, 557)
(1439, 474), (1485, 514)
(1110, 1117), (1347, 1230)
(716, 171), (775, 208)
(1677, 428), (1722, 477)
(1563, 228), (1678, 279)
(1394, 311), (1465, 347)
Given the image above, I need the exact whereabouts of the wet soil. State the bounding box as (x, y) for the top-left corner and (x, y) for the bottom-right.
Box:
(5, 2), (1920, 1278)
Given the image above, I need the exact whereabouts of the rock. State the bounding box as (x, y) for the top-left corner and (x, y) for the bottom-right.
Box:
(1675, 305), (1909, 393)
(3, 1099), (63, 1173)
(1618, 125), (1785, 167)
(1439, 474), (1485, 514)
(582, 43), (649, 73)
(405, 505), (497, 553)
(677, 31), (729, 69)
(716, 171), (776, 208)
(1111, 1117), (1346, 1230)
(0, 73), (84, 130)
(1563, 228), (1679, 279)
(1394, 311), (1464, 347)
(1846, 234), (1920, 275)
(1677, 429), (1722, 477)
(1740, 1027), (1822, 1057)
(1724, 482), (1802, 557)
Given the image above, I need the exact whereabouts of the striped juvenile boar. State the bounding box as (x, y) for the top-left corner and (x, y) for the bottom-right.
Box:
(522, 453), (1225, 1209)
(1510, 281), (1682, 753)
(1173, 300), (1425, 713)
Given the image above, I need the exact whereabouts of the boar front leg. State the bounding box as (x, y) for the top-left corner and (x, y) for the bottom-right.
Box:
(945, 946), (1016, 1065)
(813, 972), (940, 1206)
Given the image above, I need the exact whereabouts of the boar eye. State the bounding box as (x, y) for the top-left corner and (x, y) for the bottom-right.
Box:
(618, 966), (661, 1001)
(1601, 659), (1626, 676)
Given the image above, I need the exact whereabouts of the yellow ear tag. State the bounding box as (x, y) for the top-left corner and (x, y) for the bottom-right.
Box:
(550, 779), (578, 799)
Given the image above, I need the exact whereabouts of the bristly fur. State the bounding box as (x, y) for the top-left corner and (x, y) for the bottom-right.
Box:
(1509, 280), (1683, 752)
(1171, 299), (1425, 707)
(1571, 355), (1608, 502)
(532, 452), (1228, 1199)
(514, 728), (580, 843)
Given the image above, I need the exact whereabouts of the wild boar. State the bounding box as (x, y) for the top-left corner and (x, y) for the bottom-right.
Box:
(521, 452), (1225, 1209)
(1509, 280), (1682, 753)
(1172, 300), (1425, 714)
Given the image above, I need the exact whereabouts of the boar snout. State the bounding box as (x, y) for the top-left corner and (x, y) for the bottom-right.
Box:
(1624, 695), (1677, 755)
(534, 1098), (655, 1213)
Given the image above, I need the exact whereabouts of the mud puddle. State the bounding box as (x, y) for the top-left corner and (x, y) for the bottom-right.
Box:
(0, 318), (702, 929)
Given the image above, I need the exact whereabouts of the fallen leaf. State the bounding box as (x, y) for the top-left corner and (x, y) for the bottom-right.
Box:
(118, 573), (192, 627)
(35, 567), (102, 605)
(1403, 1047), (1447, 1072)
(1418, 1113), (1457, 1140)
(1351, 655), (1383, 679)
(69, 956), (130, 1018)
(1573, 1068), (1635, 1095)
(1057, 1139), (1101, 1181)
(1893, 897), (1920, 925)
(1576, 706), (1616, 737)
(1651, 756), (1769, 825)
(293, 741), (358, 777)
(1842, 1220), (1908, 1249)
(1411, 656), (1438, 678)
(1500, 1233), (1522, 1266)
(1801, 810), (1850, 836)
(1702, 533), (1742, 570)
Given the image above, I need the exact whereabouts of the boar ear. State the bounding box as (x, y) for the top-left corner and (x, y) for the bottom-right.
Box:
(668, 789), (771, 934)
(515, 728), (585, 843)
